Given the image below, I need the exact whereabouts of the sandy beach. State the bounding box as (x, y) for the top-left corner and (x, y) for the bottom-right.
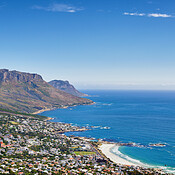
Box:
(32, 108), (54, 115)
(99, 143), (137, 166)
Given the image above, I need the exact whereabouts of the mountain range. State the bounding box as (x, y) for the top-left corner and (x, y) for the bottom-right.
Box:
(48, 80), (87, 97)
(0, 69), (92, 114)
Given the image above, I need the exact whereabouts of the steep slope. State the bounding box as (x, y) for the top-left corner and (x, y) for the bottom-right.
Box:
(0, 69), (93, 113)
(49, 80), (87, 97)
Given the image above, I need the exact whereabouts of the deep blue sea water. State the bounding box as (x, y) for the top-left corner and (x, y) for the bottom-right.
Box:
(41, 90), (175, 173)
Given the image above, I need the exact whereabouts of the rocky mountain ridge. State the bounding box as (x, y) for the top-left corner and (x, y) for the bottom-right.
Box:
(0, 69), (43, 83)
(0, 69), (92, 113)
(48, 80), (87, 97)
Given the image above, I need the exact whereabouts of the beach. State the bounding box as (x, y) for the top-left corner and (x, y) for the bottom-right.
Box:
(32, 108), (55, 115)
(99, 143), (137, 166)
(42, 90), (175, 172)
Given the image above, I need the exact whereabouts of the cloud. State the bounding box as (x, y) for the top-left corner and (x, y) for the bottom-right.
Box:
(124, 12), (173, 18)
(32, 3), (83, 13)
(148, 13), (172, 18)
(124, 12), (145, 17)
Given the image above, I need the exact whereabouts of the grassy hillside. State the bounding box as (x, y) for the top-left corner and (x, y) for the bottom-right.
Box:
(0, 108), (48, 120)
(0, 69), (93, 113)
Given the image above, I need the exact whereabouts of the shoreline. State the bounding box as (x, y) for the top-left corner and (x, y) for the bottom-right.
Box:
(32, 102), (96, 116)
(32, 109), (168, 174)
(99, 143), (168, 174)
(32, 108), (54, 115)
(32, 106), (169, 174)
(99, 143), (137, 166)
(32, 106), (72, 115)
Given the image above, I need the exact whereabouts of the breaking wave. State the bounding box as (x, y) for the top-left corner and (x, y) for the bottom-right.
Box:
(110, 145), (175, 174)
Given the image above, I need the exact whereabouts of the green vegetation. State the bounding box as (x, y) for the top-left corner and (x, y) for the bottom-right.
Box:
(74, 151), (96, 155)
(0, 107), (47, 120)
(0, 69), (93, 114)
(9, 121), (19, 125)
(0, 114), (160, 175)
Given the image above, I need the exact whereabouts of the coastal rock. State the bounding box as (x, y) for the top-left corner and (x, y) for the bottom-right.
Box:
(149, 143), (166, 147)
(0, 69), (93, 113)
(48, 80), (87, 97)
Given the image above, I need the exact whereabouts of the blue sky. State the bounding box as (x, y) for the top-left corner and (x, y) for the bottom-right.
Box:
(1, 0), (175, 89)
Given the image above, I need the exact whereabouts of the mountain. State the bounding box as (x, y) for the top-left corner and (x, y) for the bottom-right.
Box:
(48, 80), (87, 97)
(0, 69), (93, 113)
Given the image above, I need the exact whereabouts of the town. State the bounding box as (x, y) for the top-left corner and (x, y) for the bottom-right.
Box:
(0, 114), (167, 175)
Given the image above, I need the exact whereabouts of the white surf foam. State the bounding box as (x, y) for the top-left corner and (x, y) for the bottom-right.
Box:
(111, 145), (175, 174)
(111, 146), (146, 167)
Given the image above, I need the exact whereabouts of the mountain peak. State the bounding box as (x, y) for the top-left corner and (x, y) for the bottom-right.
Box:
(49, 80), (87, 97)
(0, 69), (92, 113)
(0, 69), (43, 83)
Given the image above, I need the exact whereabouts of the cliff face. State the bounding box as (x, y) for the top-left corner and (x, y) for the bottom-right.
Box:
(0, 69), (43, 83)
(49, 80), (86, 97)
(0, 69), (92, 113)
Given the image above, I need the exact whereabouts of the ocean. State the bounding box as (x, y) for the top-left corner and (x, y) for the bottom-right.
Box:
(41, 90), (175, 173)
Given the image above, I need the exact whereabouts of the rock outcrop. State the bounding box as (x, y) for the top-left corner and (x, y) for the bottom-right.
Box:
(49, 80), (87, 97)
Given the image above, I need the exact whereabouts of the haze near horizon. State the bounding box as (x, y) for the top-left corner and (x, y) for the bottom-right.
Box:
(1, 0), (175, 89)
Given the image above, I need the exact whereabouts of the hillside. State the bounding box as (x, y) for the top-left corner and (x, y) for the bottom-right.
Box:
(0, 69), (93, 113)
(0, 107), (48, 120)
(49, 80), (87, 97)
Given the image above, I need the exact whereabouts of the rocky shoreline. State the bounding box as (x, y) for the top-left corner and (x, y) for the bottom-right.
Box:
(0, 113), (171, 174)
(33, 102), (96, 120)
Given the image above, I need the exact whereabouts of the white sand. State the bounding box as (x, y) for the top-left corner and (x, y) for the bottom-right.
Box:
(99, 144), (137, 166)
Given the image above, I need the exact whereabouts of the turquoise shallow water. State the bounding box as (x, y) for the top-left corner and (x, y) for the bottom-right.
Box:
(42, 90), (175, 173)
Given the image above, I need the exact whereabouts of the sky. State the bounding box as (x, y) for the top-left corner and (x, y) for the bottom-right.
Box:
(0, 0), (175, 89)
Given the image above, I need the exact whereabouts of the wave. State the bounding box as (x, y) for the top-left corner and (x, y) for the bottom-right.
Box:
(111, 146), (147, 167)
(102, 103), (113, 106)
(94, 102), (113, 106)
(100, 126), (111, 130)
(111, 145), (175, 174)
(164, 169), (175, 174)
(91, 125), (111, 130)
(87, 95), (99, 97)
(92, 125), (101, 128)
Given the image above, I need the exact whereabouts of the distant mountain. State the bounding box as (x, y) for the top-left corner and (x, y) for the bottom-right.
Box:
(0, 69), (92, 113)
(48, 80), (87, 97)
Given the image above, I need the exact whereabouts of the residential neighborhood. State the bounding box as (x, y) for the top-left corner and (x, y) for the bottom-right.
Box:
(0, 115), (167, 174)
